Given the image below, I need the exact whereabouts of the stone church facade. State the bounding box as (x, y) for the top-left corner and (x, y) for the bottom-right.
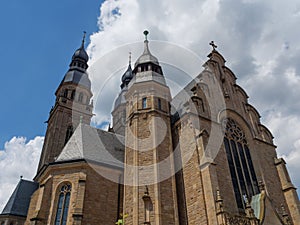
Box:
(0, 31), (299, 225)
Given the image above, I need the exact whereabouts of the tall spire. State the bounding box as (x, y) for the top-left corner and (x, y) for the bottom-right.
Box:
(81, 31), (87, 49)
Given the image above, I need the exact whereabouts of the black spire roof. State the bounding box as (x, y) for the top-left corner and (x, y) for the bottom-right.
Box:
(121, 53), (134, 89)
(59, 32), (91, 90)
(72, 32), (89, 62)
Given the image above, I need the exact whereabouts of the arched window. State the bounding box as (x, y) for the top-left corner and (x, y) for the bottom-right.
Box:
(158, 98), (162, 110)
(223, 118), (259, 209)
(64, 126), (73, 145)
(142, 97), (147, 109)
(78, 92), (83, 103)
(70, 90), (75, 100)
(63, 89), (68, 98)
(55, 184), (71, 225)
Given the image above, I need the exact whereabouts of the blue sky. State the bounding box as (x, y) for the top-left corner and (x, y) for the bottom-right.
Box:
(0, 0), (103, 148)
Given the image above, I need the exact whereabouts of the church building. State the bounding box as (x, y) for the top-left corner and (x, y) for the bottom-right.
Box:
(0, 31), (299, 225)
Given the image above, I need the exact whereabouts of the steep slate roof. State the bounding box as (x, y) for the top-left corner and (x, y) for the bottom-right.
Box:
(1, 179), (38, 217)
(56, 123), (125, 169)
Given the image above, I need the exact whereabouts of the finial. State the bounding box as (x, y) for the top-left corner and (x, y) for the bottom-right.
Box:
(20, 175), (23, 179)
(80, 115), (83, 124)
(281, 204), (292, 225)
(216, 190), (224, 213)
(281, 204), (288, 216)
(81, 31), (87, 47)
(129, 52), (132, 65)
(245, 199), (255, 218)
(209, 41), (217, 50)
(258, 180), (265, 192)
(143, 30), (149, 41)
(216, 190), (223, 202)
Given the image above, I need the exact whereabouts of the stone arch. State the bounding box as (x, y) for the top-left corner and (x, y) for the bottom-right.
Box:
(223, 66), (237, 83)
(258, 124), (274, 144)
(52, 182), (72, 225)
(218, 109), (256, 140)
(234, 84), (249, 102)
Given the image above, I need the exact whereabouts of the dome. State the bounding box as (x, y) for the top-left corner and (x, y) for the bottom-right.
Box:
(134, 39), (159, 67)
(121, 64), (133, 84)
(72, 46), (89, 62)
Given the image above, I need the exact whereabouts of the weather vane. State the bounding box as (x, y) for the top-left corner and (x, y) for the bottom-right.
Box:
(209, 41), (217, 50)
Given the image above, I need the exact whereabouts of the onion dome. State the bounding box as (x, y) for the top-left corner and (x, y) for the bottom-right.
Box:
(121, 53), (134, 89)
(72, 32), (89, 62)
(72, 45), (89, 62)
(58, 32), (91, 90)
(121, 64), (133, 87)
(69, 32), (89, 69)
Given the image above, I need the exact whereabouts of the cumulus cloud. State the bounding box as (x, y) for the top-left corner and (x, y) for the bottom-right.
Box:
(87, 0), (300, 191)
(0, 136), (43, 211)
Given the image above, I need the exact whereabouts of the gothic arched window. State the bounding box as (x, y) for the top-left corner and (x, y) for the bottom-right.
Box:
(223, 118), (259, 209)
(64, 126), (73, 145)
(63, 89), (68, 98)
(55, 184), (71, 225)
(70, 90), (75, 100)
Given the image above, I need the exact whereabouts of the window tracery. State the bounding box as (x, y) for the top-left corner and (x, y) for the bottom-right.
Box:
(223, 118), (259, 210)
(55, 184), (71, 225)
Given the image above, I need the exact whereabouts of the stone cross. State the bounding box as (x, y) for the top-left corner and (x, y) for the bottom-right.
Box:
(209, 41), (217, 50)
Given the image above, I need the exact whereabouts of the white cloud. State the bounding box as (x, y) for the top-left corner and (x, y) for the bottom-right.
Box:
(87, 0), (300, 193)
(0, 136), (43, 211)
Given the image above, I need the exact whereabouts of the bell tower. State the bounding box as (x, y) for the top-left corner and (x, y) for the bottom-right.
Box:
(123, 31), (179, 225)
(37, 33), (93, 173)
